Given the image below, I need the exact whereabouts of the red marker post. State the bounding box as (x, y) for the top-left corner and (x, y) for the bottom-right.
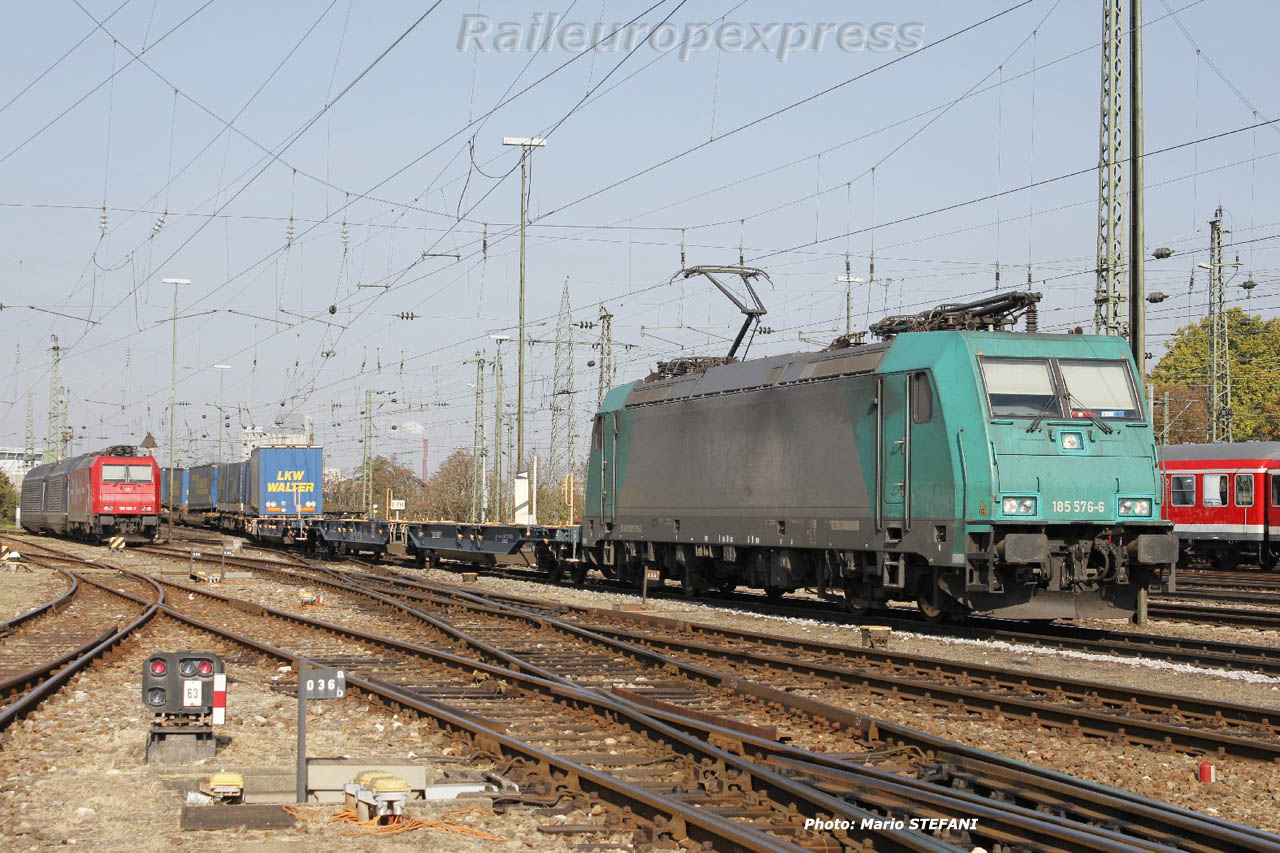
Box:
(1198, 761), (1216, 784)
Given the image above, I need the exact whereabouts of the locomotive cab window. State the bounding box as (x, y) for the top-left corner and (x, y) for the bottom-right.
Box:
(912, 373), (933, 423)
(102, 464), (128, 482)
(1273, 474), (1280, 507)
(1203, 474), (1229, 507)
(127, 465), (153, 482)
(1236, 474), (1254, 507)
(979, 358), (1059, 417)
(1170, 475), (1195, 506)
(1057, 359), (1141, 419)
(592, 417), (604, 450)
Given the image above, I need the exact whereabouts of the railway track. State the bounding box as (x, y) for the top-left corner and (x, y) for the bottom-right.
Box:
(142, 526), (1280, 669)
(124, 544), (1280, 851)
(364, 556), (1280, 676)
(340, 566), (1280, 763)
(6, 538), (995, 851)
(16, 536), (1280, 848)
(0, 543), (162, 732)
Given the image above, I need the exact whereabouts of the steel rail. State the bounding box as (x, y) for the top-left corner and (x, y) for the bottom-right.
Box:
(124, 544), (1209, 850)
(0, 568), (77, 635)
(273, 561), (1275, 852)
(0, 570), (163, 732)
(127, 571), (956, 852)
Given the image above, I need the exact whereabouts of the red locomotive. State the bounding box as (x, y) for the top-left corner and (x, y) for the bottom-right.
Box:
(1159, 442), (1280, 570)
(19, 445), (161, 543)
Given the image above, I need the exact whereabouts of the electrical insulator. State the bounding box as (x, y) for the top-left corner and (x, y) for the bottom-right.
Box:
(482, 223), (488, 258)
(286, 216), (295, 247)
(99, 204), (109, 236)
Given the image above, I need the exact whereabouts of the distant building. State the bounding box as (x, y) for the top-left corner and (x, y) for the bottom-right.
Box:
(0, 447), (43, 490)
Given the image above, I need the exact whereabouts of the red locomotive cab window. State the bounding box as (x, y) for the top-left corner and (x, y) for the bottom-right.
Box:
(102, 464), (128, 482)
(1170, 475), (1195, 506)
(1202, 474), (1228, 507)
(127, 465), (154, 482)
(1235, 474), (1255, 507)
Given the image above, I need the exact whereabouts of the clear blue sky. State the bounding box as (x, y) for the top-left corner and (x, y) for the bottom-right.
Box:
(1, 0), (1276, 472)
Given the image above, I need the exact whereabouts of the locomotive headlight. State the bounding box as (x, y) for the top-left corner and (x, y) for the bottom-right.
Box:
(1060, 432), (1083, 450)
(1002, 497), (1037, 515)
(1118, 498), (1152, 517)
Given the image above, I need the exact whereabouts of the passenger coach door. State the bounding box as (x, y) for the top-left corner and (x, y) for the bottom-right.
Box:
(877, 374), (909, 539)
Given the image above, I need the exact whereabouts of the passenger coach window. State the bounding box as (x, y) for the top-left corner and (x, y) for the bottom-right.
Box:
(1171, 475), (1195, 506)
(102, 464), (127, 482)
(912, 373), (933, 423)
(1273, 474), (1280, 507)
(1236, 474), (1254, 507)
(1203, 474), (1229, 506)
(979, 358), (1059, 417)
(1058, 360), (1141, 419)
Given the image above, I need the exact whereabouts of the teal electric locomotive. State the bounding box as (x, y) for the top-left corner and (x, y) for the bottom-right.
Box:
(580, 290), (1177, 620)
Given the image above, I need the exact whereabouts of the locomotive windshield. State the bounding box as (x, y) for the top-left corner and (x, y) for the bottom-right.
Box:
(1058, 360), (1141, 419)
(979, 358), (1060, 417)
(981, 356), (1141, 419)
(102, 463), (153, 482)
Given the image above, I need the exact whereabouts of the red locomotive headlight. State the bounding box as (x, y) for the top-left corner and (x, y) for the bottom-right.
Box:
(150, 659), (167, 675)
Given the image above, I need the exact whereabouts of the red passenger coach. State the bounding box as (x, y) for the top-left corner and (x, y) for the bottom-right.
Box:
(19, 445), (161, 543)
(1160, 442), (1280, 570)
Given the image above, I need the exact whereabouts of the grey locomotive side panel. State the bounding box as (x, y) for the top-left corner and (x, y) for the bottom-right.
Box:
(612, 377), (876, 549)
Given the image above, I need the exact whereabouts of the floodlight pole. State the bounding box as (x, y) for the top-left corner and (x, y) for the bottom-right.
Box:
(502, 136), (546, 475)
(163, 277), (191, 544)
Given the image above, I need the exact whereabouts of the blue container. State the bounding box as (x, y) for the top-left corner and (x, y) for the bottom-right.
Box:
(215, 461), (247, 513)
(161, 467), (189, 510)
(187, 464), (219, 511)
(248, 446), (323, 516)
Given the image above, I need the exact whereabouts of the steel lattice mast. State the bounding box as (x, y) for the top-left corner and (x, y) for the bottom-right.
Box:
(1206, 205), (1233, 442)
(550, 281), (575, 485)
(362, 390), (375, 515)
(468, 353), (487, 522)
(1095, 0), (1126, 334)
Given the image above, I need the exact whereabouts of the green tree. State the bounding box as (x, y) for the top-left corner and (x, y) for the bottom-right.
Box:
(1150, 308), (1280, 443)
(0, 475), (17, 526)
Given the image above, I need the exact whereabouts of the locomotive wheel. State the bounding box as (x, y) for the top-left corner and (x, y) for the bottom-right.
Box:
(843, 578), (871, 616)
(917, 588), (949, 623)
(571, 562), (588, 585)
(765, 586), (785, 601)
(1264, 550), (1280, 572)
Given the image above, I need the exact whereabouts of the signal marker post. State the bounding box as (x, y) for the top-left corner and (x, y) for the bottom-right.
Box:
(297, 663), (345, 803)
